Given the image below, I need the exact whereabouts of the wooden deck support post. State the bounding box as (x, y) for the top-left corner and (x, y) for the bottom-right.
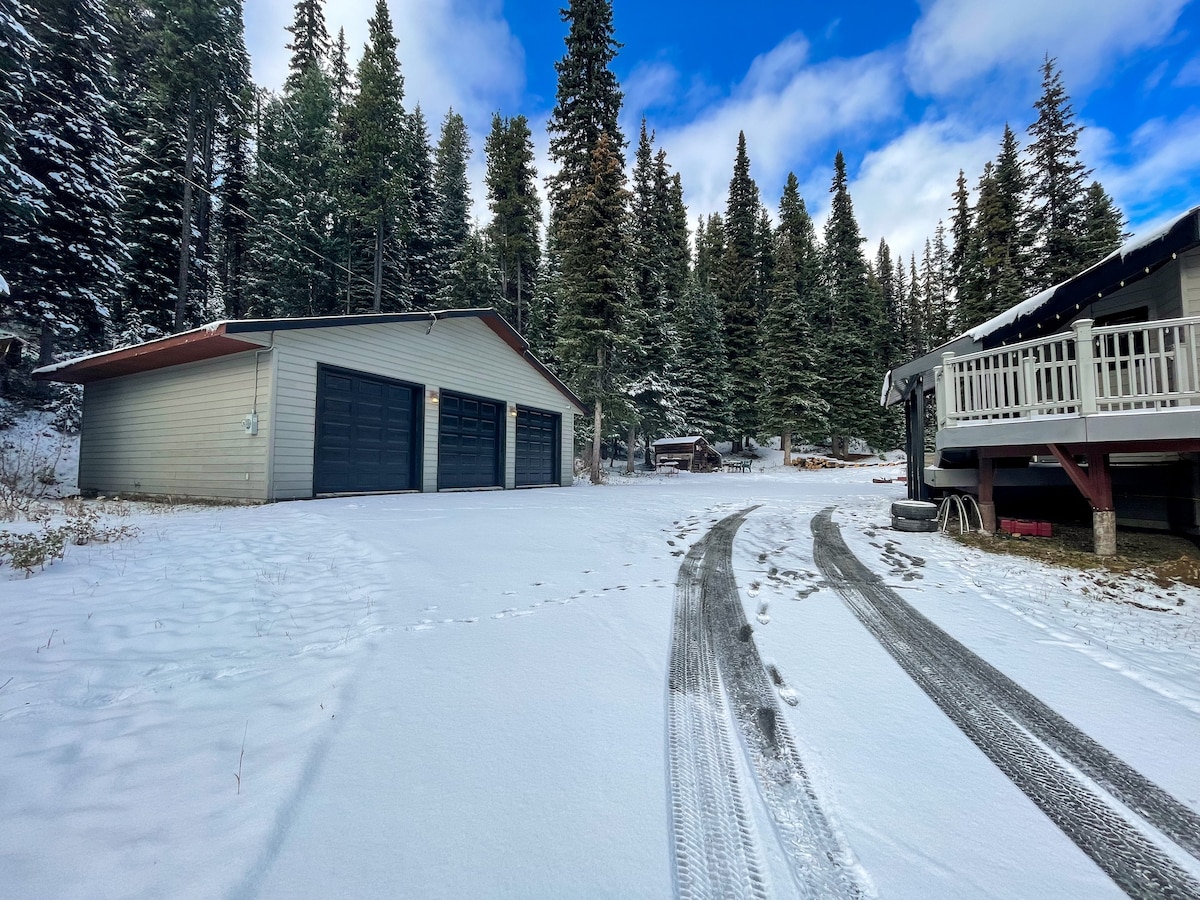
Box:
(978, 457), (996, 533)
(1047, 445), (1116, 556)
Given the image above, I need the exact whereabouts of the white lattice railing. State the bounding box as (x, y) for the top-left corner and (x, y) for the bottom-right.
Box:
(935, 316), (1200, 427)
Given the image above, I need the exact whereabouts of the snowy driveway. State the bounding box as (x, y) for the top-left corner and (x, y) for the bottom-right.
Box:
(2, 465), (1199, 898)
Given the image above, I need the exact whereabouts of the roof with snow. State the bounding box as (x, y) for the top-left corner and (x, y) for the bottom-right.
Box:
(884, 203), (1200, 404)
(33, 308), (588, 414)
(652, 436), (708, 447)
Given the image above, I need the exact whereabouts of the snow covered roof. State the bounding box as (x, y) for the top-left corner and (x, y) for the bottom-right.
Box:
(883, 203), (1200, 405)
(968, 203), (1200, 347)
(653, 436), (707, 447)
(33, 309), (588, 414)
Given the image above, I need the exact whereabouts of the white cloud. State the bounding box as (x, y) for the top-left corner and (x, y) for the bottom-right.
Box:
(840, 119), (999, 263)
(622, 60), (681, 120)
(906, 0), (1187, 96)
(652, 40), (904, 227)
(1175, 54), (1200, 87)
(1094, 112), (1200, 223)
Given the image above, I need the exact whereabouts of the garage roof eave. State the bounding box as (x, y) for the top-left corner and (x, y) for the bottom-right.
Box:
(32, 324), (260, 384)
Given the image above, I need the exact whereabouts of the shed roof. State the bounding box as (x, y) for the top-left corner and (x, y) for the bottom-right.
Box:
(883, 204), (1200, 405)
(652, 436), (708, 447)
(33, 309), (588, 415)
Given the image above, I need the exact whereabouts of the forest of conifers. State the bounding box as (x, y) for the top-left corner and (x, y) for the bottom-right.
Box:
(0, 0), (1126, 465)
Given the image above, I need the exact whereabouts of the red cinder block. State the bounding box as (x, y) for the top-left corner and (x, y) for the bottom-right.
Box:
(1037, 521), (1053, 537)
(1000, 518), (1016, 534)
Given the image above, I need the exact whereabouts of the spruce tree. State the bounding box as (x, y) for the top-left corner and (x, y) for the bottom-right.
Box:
(399, 105), (439, 306)
(432, 108), (472, 292)
(342, 0), (405, 312)
(2, 0), (123, 364)
(484, 114), (540, 331)
(675, 281), (729, 438)
(0, 0), (39, 303)
(556, 133), (632, 483)
(822, 151), (889, 453)
(436, 229), (502, 309)
(1080, 181), (1126, 265)
(718, 131), (763, 449)
(284, 0), (329, 87)
(1027, 56), (1089, 290)
(546, 0), (628, 483)
(948, 169), (972, 331)
(760, 183), (829, 462)
(330, 28), (353, 107)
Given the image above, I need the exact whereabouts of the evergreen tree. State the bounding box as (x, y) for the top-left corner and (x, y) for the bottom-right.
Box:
(659, 163), (690, 305)
(960, 127), (1029, 326)
(436, 229), (502, 309)
(675, 281), (729, 438)
(874, 238), (902, 365)
(546, 0), (627, 483)
(432, 108), (472, 291)
(822, 151), (889, 453)
(694, 213), (724, 294)
(2, 0), (123, 366)
(623, 120), (681, 462)
(284, 0), (329, 90)
(400, 105), (439, 306)
(484, 114), (540, 331)
(760, 183), (829, 462)
(947, 168), (971, 329)
(1080, 181), (1126, 265)
(556, 133), (632, 483)
(545, 0), (623, 220)
(330, 28), (353, 107)
(1027, 55), (1089, 290)
(718, 131), (763, 448)
(904, 254), (923, 357)
(928, 222), (953, 346)
(342, 0), (406, 312)
(0, 0), (39, 302)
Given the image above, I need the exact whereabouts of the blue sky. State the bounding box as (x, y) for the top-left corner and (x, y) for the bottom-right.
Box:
(244, 0), (1200, 263)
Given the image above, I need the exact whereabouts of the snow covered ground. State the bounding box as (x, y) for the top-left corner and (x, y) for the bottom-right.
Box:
(2, 450), (1199, 899)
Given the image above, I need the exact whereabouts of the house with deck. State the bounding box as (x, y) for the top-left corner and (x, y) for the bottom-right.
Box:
(883, 205), (1200, 554)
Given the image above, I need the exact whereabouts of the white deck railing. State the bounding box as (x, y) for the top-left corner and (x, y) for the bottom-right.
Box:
(935, 316), (1200, 428)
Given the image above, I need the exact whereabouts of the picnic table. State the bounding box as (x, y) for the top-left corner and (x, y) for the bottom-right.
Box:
(723, 459), (753, 473)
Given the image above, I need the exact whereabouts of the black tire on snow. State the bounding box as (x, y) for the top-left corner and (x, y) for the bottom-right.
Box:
(890, 500), (939, 520)
(892, 515), (938, 533)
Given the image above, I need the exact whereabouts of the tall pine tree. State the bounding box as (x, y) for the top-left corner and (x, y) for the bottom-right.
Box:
(342, 0), (406, 312)
(546, 0), (628, 483)
(718, 131), (763, 449)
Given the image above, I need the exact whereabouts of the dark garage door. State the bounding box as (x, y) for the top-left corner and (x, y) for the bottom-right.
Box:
(314, 366), (419, 494)
(515, 407), (560, 487)
(438, 391), (503, 489)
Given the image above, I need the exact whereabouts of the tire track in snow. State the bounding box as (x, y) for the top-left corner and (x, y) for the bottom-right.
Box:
(668, 507), (866, 899)
(811, 507), (1200, 900)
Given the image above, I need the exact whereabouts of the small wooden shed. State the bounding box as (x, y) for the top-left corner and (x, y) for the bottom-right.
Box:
(652, 436), (722, 472)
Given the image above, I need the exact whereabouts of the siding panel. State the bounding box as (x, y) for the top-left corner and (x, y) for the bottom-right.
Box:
(1181, 247), (1200, 318)
(250, 318), (578, 498)
(79, 351), (270, 500)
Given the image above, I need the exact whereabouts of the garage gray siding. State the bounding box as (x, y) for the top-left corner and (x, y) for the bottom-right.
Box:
(254, 318), (576, 498)
(1181, 246), (1200, 317)
(78, 350), (271, 500)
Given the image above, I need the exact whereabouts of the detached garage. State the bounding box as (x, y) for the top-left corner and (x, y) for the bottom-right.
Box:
(34, 310), (586, 501)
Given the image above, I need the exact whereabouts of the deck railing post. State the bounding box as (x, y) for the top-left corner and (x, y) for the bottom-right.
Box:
(1021, 355), (1037, 417)
(937, 352), (954, 427)
(1073, 318), (1097, 416)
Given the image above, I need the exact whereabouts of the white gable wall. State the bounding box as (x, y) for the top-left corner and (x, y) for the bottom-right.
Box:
(248, 317), (577, 499)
